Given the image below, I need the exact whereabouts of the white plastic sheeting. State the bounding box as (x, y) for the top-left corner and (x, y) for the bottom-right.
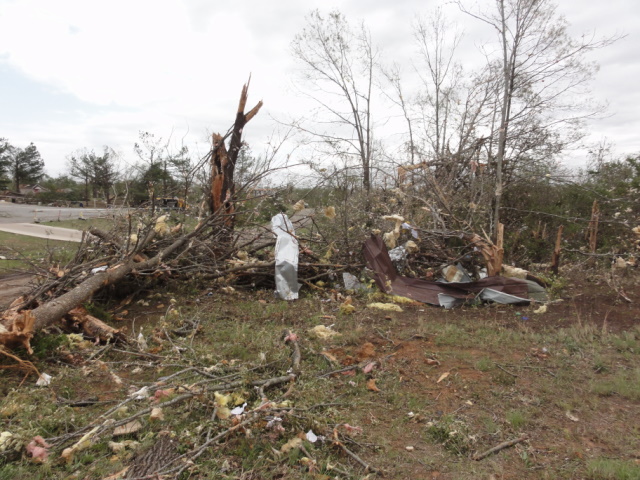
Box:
(271, 213), (300, 300)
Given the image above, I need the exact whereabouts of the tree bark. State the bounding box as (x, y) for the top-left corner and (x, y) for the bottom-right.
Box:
(588, 200), (599, 254)
(1, 215), (215, 337)
(210, 80), (263, 226)
(551, 225), (564, 275)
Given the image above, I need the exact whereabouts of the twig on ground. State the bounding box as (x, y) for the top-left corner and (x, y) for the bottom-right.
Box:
(473, 435), (528, 461)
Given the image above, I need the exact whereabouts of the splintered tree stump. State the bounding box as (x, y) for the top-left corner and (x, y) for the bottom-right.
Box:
(210, 78), (263, 226)
(551, 225), (564, 275)
(465, 223), (504, 276)
(588, 200), (599, 253)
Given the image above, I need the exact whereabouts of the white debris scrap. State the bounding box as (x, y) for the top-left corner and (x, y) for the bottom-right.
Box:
(36, 373), (52, 387)
(271, 213), (300, 300)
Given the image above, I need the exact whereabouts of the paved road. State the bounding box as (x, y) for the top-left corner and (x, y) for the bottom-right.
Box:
(0, 201), (125, 242)
(0, 201), (112, 224)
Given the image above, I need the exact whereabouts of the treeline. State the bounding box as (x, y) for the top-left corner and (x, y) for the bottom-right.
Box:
(0, 132), (214, 211)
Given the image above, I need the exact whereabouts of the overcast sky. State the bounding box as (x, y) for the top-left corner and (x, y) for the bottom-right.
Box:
(0, 0), (638, 177)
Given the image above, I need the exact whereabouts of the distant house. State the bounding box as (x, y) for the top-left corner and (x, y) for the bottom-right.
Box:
(0, 190), (25, 203)
(19, 184), (48, 195)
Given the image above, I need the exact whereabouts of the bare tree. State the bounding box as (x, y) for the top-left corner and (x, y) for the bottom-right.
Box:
(457, 0), (615, 237)
(291, 10), (377, 192)
(134, 131), (167, 214)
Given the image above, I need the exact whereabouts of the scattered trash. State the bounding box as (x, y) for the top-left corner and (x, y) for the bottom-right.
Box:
(343, 272), (366, 291)
(405, 445), (415, 451)
(90, 265), (108, 274)
(367, 302), (403, 312)
(113, 420), (143, 437)
(436, 372), (450, 383)
(137, 330), (148, 351)
(565, 411), (579, 422)
(129, 386), (150, 400)
(154, 215), (169, 236)
(366, 378), (381, 392)
(293, 200), (305, 212)
(362, 361), (377, 374)
(36, 373), (52, 387)
(442, 264), (472, 283)
(150, 407), (165, 422)
(108, 440), (139, 453)
(389, 246), (407, 263)
(280, 436), (303, 453)
(339, 297), (356, 315)
(401, 222), (419, 239)
(382, 215), (405, 249)
(214, 392), (232, 419)
(308, 325), (341, 340)
(502, 265), (528, 279)
(230, 403), (247, 416)
(324, 206), (336, 219)
(534, 305), (548, 314)
(391, 295), (417, 304)
(306, 430), (318, 443)
(26, 436), (51, 463)
(0, 432), (14, 452)
(404, 240), (419, 253)
(525, 280), (549, 302)
(614, 257), (627, 269)
(363, 235), (533, 308)
(61, 426), (100, 463)
(272, 213), (300, 301)
(340, 424), (363, 435)
(266, 417), (284, 431)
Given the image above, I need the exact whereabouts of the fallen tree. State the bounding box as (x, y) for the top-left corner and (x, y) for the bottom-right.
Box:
(0, 81), (266, 353)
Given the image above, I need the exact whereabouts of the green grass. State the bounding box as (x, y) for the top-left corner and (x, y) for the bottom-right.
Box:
(426, 415), (472, 455)
(41, 217), (115, 231)
(0, 231), (77, 274)
(506, 409), (528, 429)
(586, 458), (640, 480)
(591, 369), (640, 401)
(475, 356), (493, 372)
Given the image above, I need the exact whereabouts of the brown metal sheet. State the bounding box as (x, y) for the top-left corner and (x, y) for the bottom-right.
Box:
(363, 235), (529, 306)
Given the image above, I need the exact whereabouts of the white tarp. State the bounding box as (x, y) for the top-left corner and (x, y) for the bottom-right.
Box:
(271, 213), (300, 300)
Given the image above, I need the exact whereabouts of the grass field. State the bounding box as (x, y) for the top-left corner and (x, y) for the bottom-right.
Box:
(0, 231), (77, 274)
(0, 267), (638, 479)
(41, 217), (117, 231)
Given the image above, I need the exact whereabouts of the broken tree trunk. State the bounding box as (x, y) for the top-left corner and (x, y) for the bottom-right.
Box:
(465, 223), (504, 276)
(210, 79), (263, 226)
(588, 200), (599, 254)
(551, 225), (564, 275)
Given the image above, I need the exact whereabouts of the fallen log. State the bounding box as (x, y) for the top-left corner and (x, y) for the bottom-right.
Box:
(0, 213), (220, 346)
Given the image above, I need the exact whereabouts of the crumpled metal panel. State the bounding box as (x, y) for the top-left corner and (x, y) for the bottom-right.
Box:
(363, 234), (530, 308)
(271, 213), (300, 300)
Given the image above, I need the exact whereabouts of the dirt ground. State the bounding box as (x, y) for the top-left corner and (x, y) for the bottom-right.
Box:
(0, 273), (33, 308)
(1, 268), (639, 479)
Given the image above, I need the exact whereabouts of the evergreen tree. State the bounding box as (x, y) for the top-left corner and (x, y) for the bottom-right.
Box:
(0, 138), (13, 190)
(10, 142), (45, 193)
